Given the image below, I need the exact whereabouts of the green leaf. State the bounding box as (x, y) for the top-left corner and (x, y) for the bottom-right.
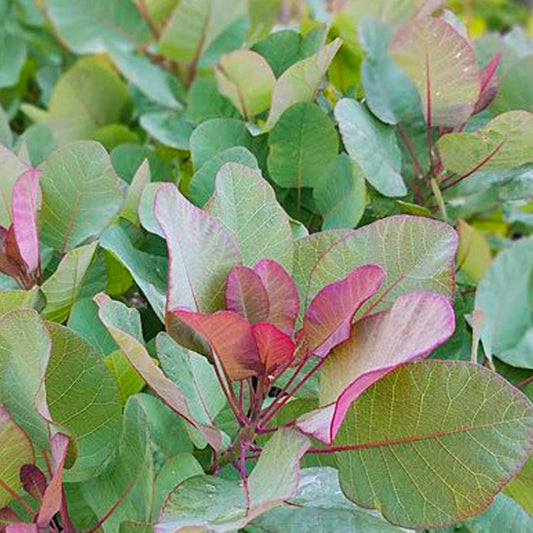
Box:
(475, 238), (533, 368)
(39, 58), (130, 144)
(0, 287), (43, 316)
(156, 333), (226, 447)
(0, 310), (51, 447)
(40, 141), (124, 253)
(186, 77), (240, 125)
(252, 29), (318, 77)
(251, 467), (404, 533)
(190, 118), (252, 170)
(41, 243), (98, 322)
(0, 32), (27, 88)
(109, 47), (181, 110)
(121, 159), (151, 226)
(188, 146), (258, 207)
(82, 394), (156, 532)
(95, 294), (225, 450)
(100, 224), (167, 321)
(294, 215), (457, 316)
(505, 456), (533, 516)
(153, 453), (204, 520)
(267, 102), (339, 190)
(44, 322), (122, 481)
(437, 111), (533, 175)
(46, 0), (151, 53)
(465, 494), (533, 532)
(159, 0), (247, 64)
(313, 154), (367, 230)
(207, 163), (294, 271)
(0, 105), (12, 147)
(335, 98), (406, 197)
(336, 361), (533, 529)
(0, 406), (34, 508)
(358, 18), (421, 125)
(457, 219), (492, 283)
(67, 297), (118, 355)
(266, 39), (342, 129)
(492, 56), (533, 114)
(157, 429), (310, 531)
(390, 16), (481, 127)
(104, 350), (145, 406)
(215, 50), (275, 118)
(140, 112), (194, 151)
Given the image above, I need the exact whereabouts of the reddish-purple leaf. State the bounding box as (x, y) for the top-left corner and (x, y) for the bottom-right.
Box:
(11, 169), (41, 276)
(173, 309), (262, 380)
(297, 291), (455, 443)
(20, 465), (46, 502)
(253, 259), (299, 336)
(0, 507), (21, 529)
(298, 264), (385, 357)
(0, 228), (21, 279)
(252, 323), (295, 375)
(37, 433), (69, 526)
(225, 266), (269, 324)
(390, 16), (481, 127)
(473, 52), (502, 114)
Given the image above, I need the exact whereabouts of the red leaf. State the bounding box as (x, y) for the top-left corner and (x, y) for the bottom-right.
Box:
(11, 169), (41, 276)
(173, 309), (262, 380)
(225, 266), (269, 324)
(252, 323), (295, 375)
(298, 264), (385, 357)
(5, 525), (37, 533)
(473, 52), (502, 114)
(20, 465), (46, 502)
(253, 259), (299, 336)
(36, 433), (69, 526)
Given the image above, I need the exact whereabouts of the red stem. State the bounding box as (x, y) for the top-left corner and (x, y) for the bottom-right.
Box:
(441, 140), (505, 192)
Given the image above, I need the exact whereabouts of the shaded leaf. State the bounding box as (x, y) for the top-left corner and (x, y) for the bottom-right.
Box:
(267, 102), (339, 190)
(475, 238), (533, 368)
(314, 154), (367, 230)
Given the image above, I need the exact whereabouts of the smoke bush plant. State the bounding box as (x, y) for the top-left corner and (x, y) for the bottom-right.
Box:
(0, 0), (533, 532)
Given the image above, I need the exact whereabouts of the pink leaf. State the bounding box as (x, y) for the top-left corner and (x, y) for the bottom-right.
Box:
(37, 433), (69, 526)
(225, 266), (269, 324)
(6, 525), (37, 533)
(390, 17), (481, 127)
(11, 169), (41, 276)
(253, 259), (299, 336)
(154, 183), (240, 316)
(473, 52), (502, 114)
(298, 264), (385, 357)
(297, 291), (455, 443)
(173, 309), (262, 381)
(252, 323), (295, 375)
(20, 465), (46, 501)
